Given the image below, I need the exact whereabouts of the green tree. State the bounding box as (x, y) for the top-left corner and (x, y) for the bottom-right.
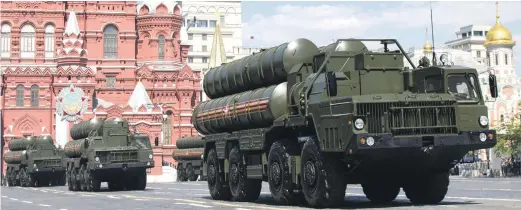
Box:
(493, 109), (521, 160)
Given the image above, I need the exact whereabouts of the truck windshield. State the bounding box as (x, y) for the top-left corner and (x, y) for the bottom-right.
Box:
(447, 74), (479, 101)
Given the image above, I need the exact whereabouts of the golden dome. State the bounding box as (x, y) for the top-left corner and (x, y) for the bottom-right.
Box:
(423, 40), (433, 53)
(484, 2), (515, 46)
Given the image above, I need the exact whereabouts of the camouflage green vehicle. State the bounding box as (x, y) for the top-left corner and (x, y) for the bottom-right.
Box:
(193, 38), (498, 208)
(172, 136), (205, 182)
(3, 136), (66, 187)
(63, 117), (154, 191)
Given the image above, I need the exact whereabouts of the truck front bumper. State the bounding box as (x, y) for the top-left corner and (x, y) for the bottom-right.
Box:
(89, 161), (154, 171)
(352, 130), (496, 163)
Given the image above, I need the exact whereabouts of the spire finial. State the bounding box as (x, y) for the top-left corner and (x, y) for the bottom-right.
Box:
(495, 1), (500, 23)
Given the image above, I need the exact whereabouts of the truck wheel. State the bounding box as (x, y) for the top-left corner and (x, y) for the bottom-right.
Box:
(187, 164), (195, 181)
(362, 182), (400, 204)
(72, 168), (81, 191)
(189, 174), (199, 181)
(59, 173), (67, 186)
(135, 169), (147, 190)
(80, 165), (87, 191)
(177, 165), (186, 182)
(67, 169), (73, 191)
(268, 141), (303, 205)
(300, 140), (346, 208)
(228, 147), (262, 202)
(86, 169), (100, 192)
(206, 148), (231, 200)
(403, 172), (449, 205)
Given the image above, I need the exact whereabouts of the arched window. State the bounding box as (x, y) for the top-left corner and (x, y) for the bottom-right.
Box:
(21, 24), (36, 58)
(158, 35), (165, 60)
(162, 111), (173, 145)
(30, 85), (39, 107)
(16, 84), (24, 107)
(495, 54), (499, 66)
(44, 24), (55, 58)
(103, 24), (118, 58)
(0, 23), (11, 58)
(505, 53), (509, 65)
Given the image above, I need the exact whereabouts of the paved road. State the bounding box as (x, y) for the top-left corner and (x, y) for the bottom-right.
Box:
(2, 176), (521, 209)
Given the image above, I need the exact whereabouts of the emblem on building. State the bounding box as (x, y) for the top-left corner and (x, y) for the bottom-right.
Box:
(56, 84), (88, 122)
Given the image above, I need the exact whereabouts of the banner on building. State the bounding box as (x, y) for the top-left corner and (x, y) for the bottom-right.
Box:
(56, 84), (88, 122)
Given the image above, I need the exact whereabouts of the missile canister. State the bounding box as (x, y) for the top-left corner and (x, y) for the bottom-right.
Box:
(193, 82), (288, 135)
(70, 118), (105, 140)
(203, 38), (319, 99)
(3, 151), (27, 164)
(7, 138), (32, 151)
(64, 139), (88, 158)
(172, 148), (204, 160)
(176, 136), (204, 149)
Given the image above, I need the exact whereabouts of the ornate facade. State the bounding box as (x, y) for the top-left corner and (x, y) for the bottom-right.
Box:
(0, 1), (201, 176)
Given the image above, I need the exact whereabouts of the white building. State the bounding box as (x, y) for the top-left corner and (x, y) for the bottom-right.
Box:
(407, 4), (516, 169)
(180, 1), (253, 73)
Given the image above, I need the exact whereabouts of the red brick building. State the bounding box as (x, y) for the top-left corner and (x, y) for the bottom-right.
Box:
(0, 1), (201, 175)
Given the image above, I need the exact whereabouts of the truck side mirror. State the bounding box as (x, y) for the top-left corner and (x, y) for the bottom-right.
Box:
(326, 72), (337, 97)
(154, 137), (159, 146)
(489, 74), (498, 98)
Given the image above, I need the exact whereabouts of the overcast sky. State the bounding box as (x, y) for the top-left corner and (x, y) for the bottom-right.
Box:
(240, 1), (521, 73)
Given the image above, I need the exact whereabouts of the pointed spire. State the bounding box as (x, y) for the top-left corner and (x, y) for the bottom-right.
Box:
(208, 10), (227, 68)
(128, 81), (154, 112)
(64, 11), (81, 36)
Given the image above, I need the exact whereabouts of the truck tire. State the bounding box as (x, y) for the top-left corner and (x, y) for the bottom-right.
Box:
(268, 141), (303, 205)
(80, 165), (87, 191)
(362, 181), (400, 204)
(67, 169), (73, 191)
(403, 172), (449, 204)
(177, 165), (187, 182)
(206, 148), (232, 200)
(228, 146), (262, 202)
(86, 169), (101, 192)
(300, 140), (346, 208)
(71, 167), (81, 191)
(136, 169), (147, 190)
(187, 164), (195, 181)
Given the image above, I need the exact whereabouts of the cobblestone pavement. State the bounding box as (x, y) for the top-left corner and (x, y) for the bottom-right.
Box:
(2, 176), (521, 209)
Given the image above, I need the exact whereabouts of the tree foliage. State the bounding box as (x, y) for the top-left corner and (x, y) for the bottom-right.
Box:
(493, 108), (521, 159)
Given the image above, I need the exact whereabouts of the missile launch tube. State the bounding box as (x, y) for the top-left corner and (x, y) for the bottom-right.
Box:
(193, 82), (288, 135)
(7, 138), (32, 151)
(3, 151), (27, 164)
(203, 38), (319, 99)
(70, 118), (105, 140)
(64, 139), (88, 158)
(172, 148), (204, 161)
(175, 137), (204, 149)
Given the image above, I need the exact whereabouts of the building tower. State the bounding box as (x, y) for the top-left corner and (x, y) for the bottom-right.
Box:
(203, 10), (227, 101)
(484, 1), (516, 86)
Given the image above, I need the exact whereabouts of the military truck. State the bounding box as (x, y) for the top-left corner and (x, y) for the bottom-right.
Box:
(192, 38), (498, 208)
(172, 136), (205, 181)
(3, 136), (66, 187)
(63, 117), (154, 191)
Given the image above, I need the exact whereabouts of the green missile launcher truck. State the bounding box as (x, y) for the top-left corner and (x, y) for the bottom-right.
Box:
(63, 117), (154, 191)
(172, 136), (206, 182)
(193, 38), (498, 208)
(4, 136), (66, 187)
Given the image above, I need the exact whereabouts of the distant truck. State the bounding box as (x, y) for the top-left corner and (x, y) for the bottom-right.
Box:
(63, 117), (154, 191)
(172, 136), (205, 181)
(3, 136), (66, 187)
(193, 38), (498, 208)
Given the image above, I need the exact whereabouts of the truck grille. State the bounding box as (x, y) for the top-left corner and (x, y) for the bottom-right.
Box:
(34, 159), (62, 168)
(108, 151), (138, 163)
(356, 101), (457, 136)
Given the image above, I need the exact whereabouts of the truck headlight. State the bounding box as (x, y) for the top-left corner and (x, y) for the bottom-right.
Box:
(95, 157), (100, 162)
(149, 154), (153, 159)
(354, 118), (364, 130)
(479, 133), (487, 142)
(479, 116), (489, 127)
(201, 155), (204, 160)
(33, 163), (37, 168)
